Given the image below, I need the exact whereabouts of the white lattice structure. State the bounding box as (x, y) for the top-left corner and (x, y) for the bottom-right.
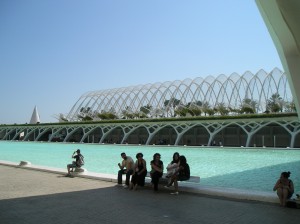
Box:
(65, 68), (292, 121)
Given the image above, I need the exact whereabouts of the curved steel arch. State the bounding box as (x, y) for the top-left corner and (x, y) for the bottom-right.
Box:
(65, 69), (292, 121)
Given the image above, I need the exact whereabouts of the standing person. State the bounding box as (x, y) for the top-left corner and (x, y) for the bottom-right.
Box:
(66, 149), (84, 177)
(273, 171), (294, 206)
(166, 155), (190, 195)
(117, 152), (134, 188)
(150, 153), (164, 192)
(130, 152), (147, 190)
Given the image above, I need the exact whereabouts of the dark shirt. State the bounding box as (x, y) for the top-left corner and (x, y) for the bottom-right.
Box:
(178, 163), (190, 181)
(150, 160), (163, 172)
(137, 160), (146, 172)
(73, 154), (83, 167)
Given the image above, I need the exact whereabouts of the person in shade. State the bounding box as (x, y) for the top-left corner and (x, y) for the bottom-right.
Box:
(66, 149), (84, 177)
(273, 171), (294, 206)
(165, 152), (180, 179)
(130, 152), (147, 191)
(117, 152), (134, 188)
(150, 153), (164, 192)
(165, 155), (190, 195)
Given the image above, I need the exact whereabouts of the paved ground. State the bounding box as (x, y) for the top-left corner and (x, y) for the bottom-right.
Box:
(0, 165), (299, 224)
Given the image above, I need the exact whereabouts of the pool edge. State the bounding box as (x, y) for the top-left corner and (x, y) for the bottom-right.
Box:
(0, 160), (278, 204)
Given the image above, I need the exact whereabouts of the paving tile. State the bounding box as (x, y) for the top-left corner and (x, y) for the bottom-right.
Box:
(0, 165), (299, 224)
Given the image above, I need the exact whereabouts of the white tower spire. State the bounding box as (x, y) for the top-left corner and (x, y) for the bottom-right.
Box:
(29, 106), (40, 124)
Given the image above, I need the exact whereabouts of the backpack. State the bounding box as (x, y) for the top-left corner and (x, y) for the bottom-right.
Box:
(76, 155), (85, 167)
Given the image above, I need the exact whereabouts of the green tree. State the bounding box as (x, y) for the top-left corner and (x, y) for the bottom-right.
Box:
(228, 107), (241, 115)
(266, 93), (283, 113)
(240, 98), (257, 114)
(140, 104), (152, 115)
(187, 102), (202, 116)
(164, 97), (181, 117)
(97, 112), (118, 120)
(201, 101), (211, 116)
(284, 100), (296, 112)
(121, 106), (135, 119)
(78, 114), (93, 121)
(215, 103), (229, 116)
(175, 105), (189, 117)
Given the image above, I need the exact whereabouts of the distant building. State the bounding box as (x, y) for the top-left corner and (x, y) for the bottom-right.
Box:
(64, 68), (292, 122)
(29, 106), (40, 124)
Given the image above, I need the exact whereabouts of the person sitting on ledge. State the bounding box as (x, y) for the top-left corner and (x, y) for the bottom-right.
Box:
(130, 152), (147, 191)
(117, 152), (134, 188)
(165, 152), (180, 187)
(273, 171), (294, 206)
(150, 153), (164, 192)
(66, 149), (84, 177)
(165, 155), (190, 195)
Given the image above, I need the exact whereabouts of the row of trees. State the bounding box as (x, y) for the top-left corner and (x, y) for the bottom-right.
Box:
(73, 93), (296, 121)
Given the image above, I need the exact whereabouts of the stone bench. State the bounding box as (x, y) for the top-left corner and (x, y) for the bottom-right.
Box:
(146, 172), (200, 184)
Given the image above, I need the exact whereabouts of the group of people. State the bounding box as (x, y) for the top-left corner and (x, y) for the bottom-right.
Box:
(66, 149), (296, 205)
(117, 151), (190, 195)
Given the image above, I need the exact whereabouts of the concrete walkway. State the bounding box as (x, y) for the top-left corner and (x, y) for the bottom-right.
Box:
(0, 165), (299, 224)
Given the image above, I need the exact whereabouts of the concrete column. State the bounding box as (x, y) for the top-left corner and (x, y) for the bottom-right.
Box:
(256, 0), (300, 118)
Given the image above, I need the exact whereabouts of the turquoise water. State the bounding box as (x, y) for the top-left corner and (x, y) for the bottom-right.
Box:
(0, 141), (299, 193)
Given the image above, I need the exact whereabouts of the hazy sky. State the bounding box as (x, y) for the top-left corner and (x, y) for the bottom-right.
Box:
(0, 0), (283, 124)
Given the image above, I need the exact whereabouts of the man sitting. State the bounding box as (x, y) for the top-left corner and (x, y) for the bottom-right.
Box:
(66, 149), (84, 177)
(117, 152), (134, 188)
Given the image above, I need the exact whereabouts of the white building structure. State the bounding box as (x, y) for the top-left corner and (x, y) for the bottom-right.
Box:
(29, 106), (40, 124)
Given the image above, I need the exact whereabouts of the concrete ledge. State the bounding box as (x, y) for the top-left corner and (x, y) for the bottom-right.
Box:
(146, 172), (200, 183)
(0, 160), (278, 204)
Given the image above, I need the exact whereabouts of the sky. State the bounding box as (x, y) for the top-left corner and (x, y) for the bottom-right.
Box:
(0, 0), (283, 124)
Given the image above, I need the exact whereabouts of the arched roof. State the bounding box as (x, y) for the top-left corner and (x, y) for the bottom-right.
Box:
(65, 68), (292, 121)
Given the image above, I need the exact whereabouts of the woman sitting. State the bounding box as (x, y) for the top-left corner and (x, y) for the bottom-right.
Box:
(130, 152), (147, 190)
(273, 171), (294, 206)
(150, 153), (164, 192)
(165, 152), (180, 178)
(166, 155), (190, 195)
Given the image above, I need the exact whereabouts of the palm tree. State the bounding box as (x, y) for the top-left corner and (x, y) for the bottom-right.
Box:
(164, 97), (181, 117)
(140, 104), (152, 116)
(215, 103), (229, 116)
(185, 101), (202, 116)
(240, 98), (257, 114)
(175, 105), (189, 117)
(284, 100), (296, 112)
(266, 93), (283, 113)
(121, 106), (134, 119)
(202, 101), (211, 116)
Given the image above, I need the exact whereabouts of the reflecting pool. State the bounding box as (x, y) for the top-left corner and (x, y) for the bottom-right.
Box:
(0, 141), (299, 192)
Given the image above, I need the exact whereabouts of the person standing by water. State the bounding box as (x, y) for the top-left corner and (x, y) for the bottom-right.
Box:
(66, 149), (84, 177)
(273, 171), (294, 206)
(150, 153), (164, 192)
(117, 152), (134, 188)
(130, 152), (147, 191)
